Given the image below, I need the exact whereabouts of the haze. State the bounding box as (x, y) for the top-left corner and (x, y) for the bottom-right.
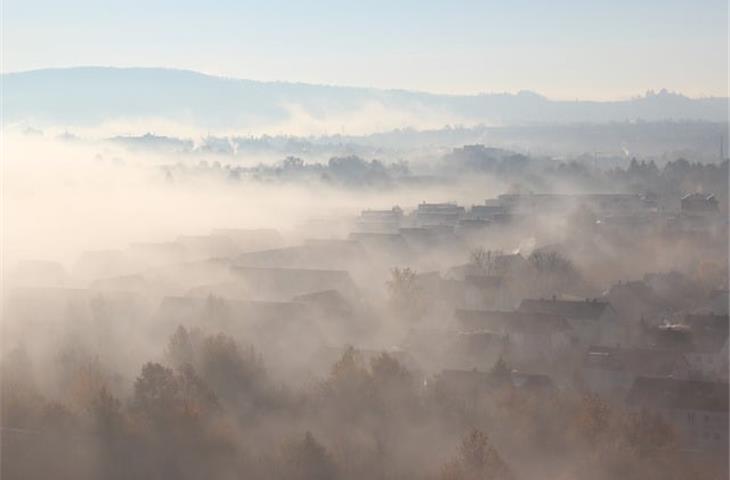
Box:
(3, 0), (728, 99)
(1, 2), (728, 480)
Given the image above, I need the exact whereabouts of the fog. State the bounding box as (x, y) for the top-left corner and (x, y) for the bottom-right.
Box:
(2, 119), (729, 480)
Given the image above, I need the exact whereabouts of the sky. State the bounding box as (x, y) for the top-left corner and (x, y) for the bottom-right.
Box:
(2, 0), (728, 100)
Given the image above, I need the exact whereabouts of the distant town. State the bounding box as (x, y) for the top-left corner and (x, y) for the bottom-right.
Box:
(5, 157), (728, 478)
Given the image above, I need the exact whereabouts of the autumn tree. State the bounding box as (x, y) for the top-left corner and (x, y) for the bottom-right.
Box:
(198, 333), (266, 408)
(279, 431), (338, 480)
(165, 325), (196, 370)
(387, 267), (424, 322)
(441, 429), (513, 480)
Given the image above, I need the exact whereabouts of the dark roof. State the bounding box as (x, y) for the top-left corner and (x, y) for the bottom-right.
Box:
(291, 289), (352, 315)
(606, 280), (655, 298)
(234, 242), (366, 269)
(681, 193), (717, 201)
(511, 373), (555, 390)
(455, 309), (571, 334)
(518, 298), (614, 320)
(451, 331), (507, 354)
(464, 275), (505, 289)
(232, 266), (355, 287)
(583, 346), (686, 376)
(684, 314), (729, 335)
(436, 369), (490, 391)
(626, 377), (728, 412)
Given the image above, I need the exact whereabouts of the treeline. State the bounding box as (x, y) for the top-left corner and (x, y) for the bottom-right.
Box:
(162, 155), (411, 187)
(447, 144), (729, 205)
(2, 326), (722, 480)
(160, 144), (728, 203)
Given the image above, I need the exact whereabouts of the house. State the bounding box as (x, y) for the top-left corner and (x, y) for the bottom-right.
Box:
(355, 207), (403, 233)
(175, 234), (239, 261)
(518, 297), (621, 346)
(348, 232), (413, 262)
(431, 368), (556, 407)
(626, 377), (728, 452)
(681, 193), (719, 214)
(469, 204), (506, 220)
(399, 226), (461, 251)
(210, 228), (284, 252)
(413, 202), (465, 227)
(582, 346), (689, 397)
(602, 280), (669, 342)
(189, 266), (359, 302)
(234, 240), (367, 271)
(454, 309), (571, 362)
(643, 321), (728, 380)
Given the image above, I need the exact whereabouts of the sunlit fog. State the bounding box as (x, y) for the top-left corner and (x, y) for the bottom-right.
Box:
(1, 2), (729, 480)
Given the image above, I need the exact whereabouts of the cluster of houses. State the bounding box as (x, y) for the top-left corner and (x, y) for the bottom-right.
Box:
(356, 192), (726, 240)
(5, 191), (728, 455)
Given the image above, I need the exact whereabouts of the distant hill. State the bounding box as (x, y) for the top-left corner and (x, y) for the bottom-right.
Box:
(2, 67), (728, 130)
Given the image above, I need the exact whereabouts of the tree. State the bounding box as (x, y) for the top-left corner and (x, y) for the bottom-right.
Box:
(386, 267), (424, 322)
(132, 362), (180, 423)
(89, 386), (123, 434)
(279, 431), (337, 480)
(488, 357), (512, 386)
(165, 325), (195, 370)
(176, 363), (219, 417)
(526, 250), (580, 296)
(370, 352), (417, 418)
(198, 333), (266, 407)
(441, 429), (513, 480)
(323, 346), (375, 419)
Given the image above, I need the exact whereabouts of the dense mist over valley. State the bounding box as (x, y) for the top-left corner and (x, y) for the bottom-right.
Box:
(1, 2), (729, 473)
(2, 109), (728, 478)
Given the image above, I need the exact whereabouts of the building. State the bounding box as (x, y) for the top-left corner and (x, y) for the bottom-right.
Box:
(413, 202), (465, 227)
(518, 298), (621, 346)
(680, 193), (719, 214)
(454, 309), (572, 362)
(626, 377), (728, 452)
(582, 346), (689, 397)
(497, 193), (654, 216)
(188, 266), (359, 301)
(643, 320), (729, 381)
(355, 206), (404, 233)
